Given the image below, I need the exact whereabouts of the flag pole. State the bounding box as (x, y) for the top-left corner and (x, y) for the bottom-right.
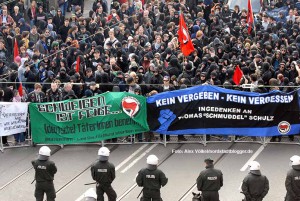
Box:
(253, 13), (257, 43)
(247, 0), (256, 43)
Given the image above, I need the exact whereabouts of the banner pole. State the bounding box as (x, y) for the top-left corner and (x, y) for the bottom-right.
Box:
(101, 140), (104, 147)
(163, 134), (166, 147)
(263, 137), (266, 147)
(231, 135), (235, 142)
(27, 113), (32, 146)
(0, 136), (4, 153)
(203, 134), (207, 147)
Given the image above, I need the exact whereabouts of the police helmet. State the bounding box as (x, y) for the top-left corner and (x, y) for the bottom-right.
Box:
(249, 161), (260, 170)
(98, 147), (110, 156)
(147, 155), (159, 165)
(98, 147), (110, 161)
(38, 146), (51, 160)
(39, 146), (51, 156)
(83, 188), (97, 201)
(290, 155), (300, 166)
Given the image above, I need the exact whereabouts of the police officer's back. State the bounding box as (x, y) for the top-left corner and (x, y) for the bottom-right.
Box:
(241, 161), (269, 201)
(32, 146), (57, 201)
(196, 158), (223, 201)
(136, 155), (168, 201)
(90, 147), (117, 201)
(285, 155), (300, 201)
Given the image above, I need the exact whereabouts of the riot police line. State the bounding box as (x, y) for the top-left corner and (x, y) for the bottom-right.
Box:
(32, 145), (300, 201)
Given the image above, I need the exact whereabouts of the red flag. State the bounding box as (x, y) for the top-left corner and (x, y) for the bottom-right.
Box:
(233, 66), (244, 85)
(247, 0), (254, 34)
(18, 82), (23, 97)
(75, 56), (80, 73)
(164, 60), (168, 68)
(177, 13), (195, 56)
(14, 38), (19, 61)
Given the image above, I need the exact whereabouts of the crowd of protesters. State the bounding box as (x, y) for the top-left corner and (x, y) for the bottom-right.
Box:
(1, 0), (300, 145)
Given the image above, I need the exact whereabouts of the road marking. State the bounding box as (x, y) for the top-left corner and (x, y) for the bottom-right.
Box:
(121, 144), (158, 173)
(240, 145), (265, 171)
(178, 143), (236, 201)
(0, 167), (33, 191)
(75, 188), (95, 201)
(75, 144), (150, 200)
(0, 146), (61, 192)
(117, 183), (138, 201)
(178, 183), (197, 201)
(115, 144), (148, 171)
(56, 145), (119, 197)
(75, 194), (85, 201)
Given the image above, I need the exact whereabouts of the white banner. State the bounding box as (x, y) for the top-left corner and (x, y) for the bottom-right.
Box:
(0, 102), (29, 136)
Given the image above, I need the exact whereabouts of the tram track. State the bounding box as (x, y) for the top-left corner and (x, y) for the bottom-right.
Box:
(55, 145), (119, 196)
(0, 145), (62, 191)
(177, 142), (236, 201)
(116, 143), (185, 201)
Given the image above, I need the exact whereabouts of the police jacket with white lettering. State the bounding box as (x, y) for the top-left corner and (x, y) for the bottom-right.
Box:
(241, 171), (269, 199)
(136, 165), (168, 190)
(91, 161), (115, 184)
(197, 164), (223, 191)
(285, 165), (300, 199)
(32, 159), (57, 182)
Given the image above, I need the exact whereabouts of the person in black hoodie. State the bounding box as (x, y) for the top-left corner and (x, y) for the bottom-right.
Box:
(86, 81), (101, 96)
(53, 9), (65, 32)
(99, 72), (113, 93)
(24, 63), (38, 93)
(69, 75), (81, 98)
(66, 47), (77, 69)
(57, 67), (70, 83)
(35, 6), (47, 28)
(167, 57), (181, 78)
(192, 70), (207, 85)
(58, 18), (70, 42)
(150, 67), (164, 92)
(177, 63), (194, 83)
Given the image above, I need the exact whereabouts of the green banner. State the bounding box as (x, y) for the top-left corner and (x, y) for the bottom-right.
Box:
(29, 92), (149, 144)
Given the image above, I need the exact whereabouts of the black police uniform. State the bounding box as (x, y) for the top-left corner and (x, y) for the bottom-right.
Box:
(285, 164), (300, 201)
(241, 170), (269, 201)
(91, 160), (117, 201)
(196, 163), (223, 201)
(31, 159), (57, 201)
(136, 165), (168, 201)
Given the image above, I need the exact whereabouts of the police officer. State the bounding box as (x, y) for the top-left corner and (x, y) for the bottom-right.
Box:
(285, 155), (300, 201)
(31, 146), (57, 201)
(196, 158), (223, 201)
(91, 147), (117, 201)
(241, 161), (269, 201)
(136, 155), (168, 201)
(83, 188), (97, 201)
